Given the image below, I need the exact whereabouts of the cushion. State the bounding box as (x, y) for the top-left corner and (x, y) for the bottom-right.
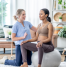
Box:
(3, 25), (13, 38)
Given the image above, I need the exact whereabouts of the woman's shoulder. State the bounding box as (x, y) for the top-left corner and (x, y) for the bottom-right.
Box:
(24, 21), (32, 26)
(48, 22), (53, 29)
(13, 21), (19, 27)
(48, 22), (53, 26)
(37, 23), (41, 28)
(38, 23), (41, 26)
(24, 21), (30, 23)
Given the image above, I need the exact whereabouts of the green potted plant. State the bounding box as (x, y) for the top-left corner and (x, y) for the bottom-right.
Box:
(58, 0), (62, 4)
(63, 1), (66, 10)
(59, 16), (62, 22)
(58, 0), (62, 10)
(8, 31), (11, 38)
(58, 26), (66, 38)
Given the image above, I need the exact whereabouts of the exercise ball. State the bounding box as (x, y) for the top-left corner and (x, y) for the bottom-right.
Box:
(32, 49), (61, 67)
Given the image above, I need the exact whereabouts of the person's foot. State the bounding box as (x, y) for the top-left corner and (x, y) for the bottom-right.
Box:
(0, 56), (8, 64)
(20, 62), (28, 67)
(38, 64), (41, 67)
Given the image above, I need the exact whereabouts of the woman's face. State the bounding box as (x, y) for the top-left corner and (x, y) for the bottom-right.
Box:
(19, 11), (26, 21)
(39, 10), (47, 20)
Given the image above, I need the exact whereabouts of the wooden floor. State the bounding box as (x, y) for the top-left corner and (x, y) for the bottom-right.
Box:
(0, 54), (15, 60)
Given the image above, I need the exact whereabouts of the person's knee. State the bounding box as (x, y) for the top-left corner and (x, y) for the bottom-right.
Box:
(21, 43), (26, 48)
(20, 44), (24, 49)
(38, 46), (42, 49)
(38, 46), (43, 52)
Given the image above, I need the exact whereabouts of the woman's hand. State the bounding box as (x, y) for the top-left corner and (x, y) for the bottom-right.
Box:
(20, 40), (28, 45)
(36, 41), (43, 48)
(23, 32), (27, 39)
(20, 32), (28, 45)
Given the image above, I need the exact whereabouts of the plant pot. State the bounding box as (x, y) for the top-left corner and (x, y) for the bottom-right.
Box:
(63, 34), (66, 38)
(59, 19), (62, 22)
(58, 4), (62, 10)
(9, 35), (11, 38)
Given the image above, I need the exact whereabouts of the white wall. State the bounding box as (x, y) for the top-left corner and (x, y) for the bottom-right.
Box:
(10, 0), (17, 25)
(13, 0), (65, 27)
(15, 0), (52, 27)
(11, 0), (26, 25)
(16, 0), (52, 16)
(16, 0), (26, 10)
(11, 0), (58, 26)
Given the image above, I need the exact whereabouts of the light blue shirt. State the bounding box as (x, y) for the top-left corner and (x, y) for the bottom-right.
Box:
(12, 21), (33, 45)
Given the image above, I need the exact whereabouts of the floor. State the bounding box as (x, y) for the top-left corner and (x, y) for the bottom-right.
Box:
(0, 62), (66, 67)
(0, 48), (15, 60)
(60, 51), (66, 62)
(0, 48), (66, 61)
(0, 54), (15, 60)
(0, 48), (66, 67)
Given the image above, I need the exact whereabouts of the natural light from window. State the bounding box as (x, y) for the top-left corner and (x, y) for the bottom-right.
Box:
(5, 0), (10, 25)
(0, 0), (10, 27)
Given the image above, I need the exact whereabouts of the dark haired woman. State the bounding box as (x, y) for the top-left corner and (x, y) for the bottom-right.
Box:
(20, 8), (54, 67)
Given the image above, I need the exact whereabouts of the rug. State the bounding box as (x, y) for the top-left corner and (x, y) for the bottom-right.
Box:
(0, 49), (66, 67)
(0, 62), (66, 67)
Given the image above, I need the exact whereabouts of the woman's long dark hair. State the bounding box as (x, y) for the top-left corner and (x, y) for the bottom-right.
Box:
(41, 8), (51, 22)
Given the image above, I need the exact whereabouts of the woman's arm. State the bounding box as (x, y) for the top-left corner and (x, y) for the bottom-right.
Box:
(27, 24), (40, 42)
(30, 26), (37, 32)
(12, 32), (27, 41)
(41, 23), (53, 43)
(20, 24), (40, 45)
(27, 32), (38, 42)
(20, 32), (38, 45)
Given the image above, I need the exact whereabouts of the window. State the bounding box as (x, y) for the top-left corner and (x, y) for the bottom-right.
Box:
(0, 0), (10, 27)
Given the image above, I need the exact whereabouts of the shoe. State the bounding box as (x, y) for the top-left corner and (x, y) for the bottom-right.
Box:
(10, 56), (15, 60)
(0, 56), (8, 64)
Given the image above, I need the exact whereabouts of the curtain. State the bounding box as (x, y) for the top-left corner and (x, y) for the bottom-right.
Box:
(0, 0), (17, 26)
(25, 0), (51, 27)
(16, 0), (51, 26)
(0, 0), (8, 26)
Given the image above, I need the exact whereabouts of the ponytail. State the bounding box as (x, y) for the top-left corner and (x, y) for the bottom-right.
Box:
(47, 16), (51, 22)
(13, 15), (17, 20)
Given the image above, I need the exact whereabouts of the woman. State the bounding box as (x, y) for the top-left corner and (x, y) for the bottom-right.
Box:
(0, 9), (37, 66)
(20, 8), (54, 67)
